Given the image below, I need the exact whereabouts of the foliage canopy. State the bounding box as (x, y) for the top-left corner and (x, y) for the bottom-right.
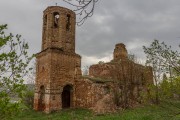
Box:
(0, 24), (34, 119)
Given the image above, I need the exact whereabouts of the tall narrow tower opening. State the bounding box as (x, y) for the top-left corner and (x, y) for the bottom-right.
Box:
(53, 12), (59, 28)
(66, 14), (71, 31)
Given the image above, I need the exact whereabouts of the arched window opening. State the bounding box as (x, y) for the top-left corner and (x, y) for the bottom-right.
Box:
(38, 85), (45, 111)
(44, 15), (47, 26)
(66, 14), (71, 31)
(53, 12), (59, 28)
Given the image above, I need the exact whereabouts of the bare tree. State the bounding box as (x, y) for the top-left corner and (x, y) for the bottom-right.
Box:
(63, 0), (99, 26)
(112, 60), (144, 109)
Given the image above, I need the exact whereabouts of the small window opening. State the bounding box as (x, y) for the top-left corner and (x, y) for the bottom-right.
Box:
(44, 15), (47, 26)
(41, 66), (45, 72)
(104, 86), (110, 94)
(54, 12), (59, 28)
(52, 96), (56, 100)
(66, 14), (71, 31)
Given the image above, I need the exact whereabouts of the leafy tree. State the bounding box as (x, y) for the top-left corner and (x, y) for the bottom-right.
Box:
(22, 87), (34, 109)
(143, 39), (180, 77)
(159, 79), (172, 99)
(173, 76), (180, 99)
(157, 76), (180, 100)
(23, 60), (36, 109)
(26, 59), (36, 85)
(143, 39), (180, 104)
(0, 24), (34, 119)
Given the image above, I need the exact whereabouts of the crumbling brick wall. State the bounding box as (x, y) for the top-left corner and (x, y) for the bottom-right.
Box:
(88, 43), (153, 109)
(75, 78), (116, 113)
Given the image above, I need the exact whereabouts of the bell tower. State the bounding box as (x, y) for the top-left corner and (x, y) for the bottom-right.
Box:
(42, 6), (75, 52)
(34, 6), (82, 113)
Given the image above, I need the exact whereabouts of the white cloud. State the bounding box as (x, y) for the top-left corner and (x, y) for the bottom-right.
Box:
(82, 54), (113, 67)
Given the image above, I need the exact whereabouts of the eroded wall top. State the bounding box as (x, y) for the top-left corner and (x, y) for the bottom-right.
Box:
(113, 43), (128, 61)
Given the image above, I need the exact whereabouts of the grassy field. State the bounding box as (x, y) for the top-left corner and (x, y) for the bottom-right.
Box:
(13, 100), (180, 120)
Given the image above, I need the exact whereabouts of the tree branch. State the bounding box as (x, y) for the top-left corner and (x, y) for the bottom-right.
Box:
(63, 0), (99, 26)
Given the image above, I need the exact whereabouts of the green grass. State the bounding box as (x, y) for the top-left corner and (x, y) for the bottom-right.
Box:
(12, 100), (180, 120)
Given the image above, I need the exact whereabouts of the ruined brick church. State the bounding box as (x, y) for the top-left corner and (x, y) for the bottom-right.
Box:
(34, 6), (153, 113)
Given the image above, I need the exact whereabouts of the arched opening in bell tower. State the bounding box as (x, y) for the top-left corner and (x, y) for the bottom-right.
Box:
(44, 15), (47, 26)
(53, 12), (60, 28)
(61, 85), (73, 108)
(66, 14), (71, 31)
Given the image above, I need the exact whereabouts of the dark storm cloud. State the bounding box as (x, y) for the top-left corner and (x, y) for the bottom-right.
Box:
(0, 0), (66, 54)
(76, 0), (180, 66)
(0, 0), (179, 67)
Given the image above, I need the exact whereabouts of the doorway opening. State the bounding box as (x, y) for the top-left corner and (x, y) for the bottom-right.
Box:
(62, 85), (73, 108)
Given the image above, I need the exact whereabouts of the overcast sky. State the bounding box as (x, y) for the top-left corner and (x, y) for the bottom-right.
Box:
(0, 0), (179, 67)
